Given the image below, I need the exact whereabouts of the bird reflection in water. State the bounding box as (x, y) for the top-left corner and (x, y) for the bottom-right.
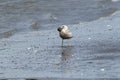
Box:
(60, 45), (74, 73)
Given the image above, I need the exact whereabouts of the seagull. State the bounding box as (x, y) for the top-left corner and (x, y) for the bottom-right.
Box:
(57, 25), (73, 46)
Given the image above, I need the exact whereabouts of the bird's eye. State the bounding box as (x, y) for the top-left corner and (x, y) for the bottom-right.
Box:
(57, 27), (62, 32)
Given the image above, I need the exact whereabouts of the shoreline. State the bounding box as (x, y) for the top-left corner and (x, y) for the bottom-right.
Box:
(0, 10), (120, 78)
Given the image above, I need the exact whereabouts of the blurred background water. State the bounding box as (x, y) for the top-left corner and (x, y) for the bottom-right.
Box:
(0, 0), (120, 38)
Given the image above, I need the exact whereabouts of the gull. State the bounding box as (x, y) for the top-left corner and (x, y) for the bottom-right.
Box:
(57, 25), (73, 46)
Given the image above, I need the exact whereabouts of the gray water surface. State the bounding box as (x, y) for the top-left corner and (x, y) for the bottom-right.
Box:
(0, 0), (120, 38)
(1, 0), (120, 80)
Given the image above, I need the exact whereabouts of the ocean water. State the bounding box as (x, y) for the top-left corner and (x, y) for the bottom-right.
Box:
(1, 0), (120, 79)
(0, 0), (120, 38)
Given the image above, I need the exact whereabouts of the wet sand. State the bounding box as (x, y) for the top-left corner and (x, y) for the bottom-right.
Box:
(0, 10), (120, 79)
(1, 0), (120, 39)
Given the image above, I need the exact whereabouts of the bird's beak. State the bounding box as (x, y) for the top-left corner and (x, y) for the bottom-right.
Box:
(57, 27), (62, 32)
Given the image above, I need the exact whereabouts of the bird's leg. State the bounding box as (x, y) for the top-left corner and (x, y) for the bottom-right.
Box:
(62, 39), (63, 47)
(68, 40), (71, 46)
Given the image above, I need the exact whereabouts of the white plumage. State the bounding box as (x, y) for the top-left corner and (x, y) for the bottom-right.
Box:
(57, 25), (73, 46)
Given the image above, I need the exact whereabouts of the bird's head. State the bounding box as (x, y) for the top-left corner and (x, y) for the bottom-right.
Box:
(57, 27), (62, 32)
(61, 25), (68, 30)
(57, 25), (68, 32)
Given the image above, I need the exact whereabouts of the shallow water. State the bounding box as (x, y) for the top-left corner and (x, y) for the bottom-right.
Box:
(1, 11), (120, 79)
(1, 0), (120, 80)
(0, 0), (120, 38)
